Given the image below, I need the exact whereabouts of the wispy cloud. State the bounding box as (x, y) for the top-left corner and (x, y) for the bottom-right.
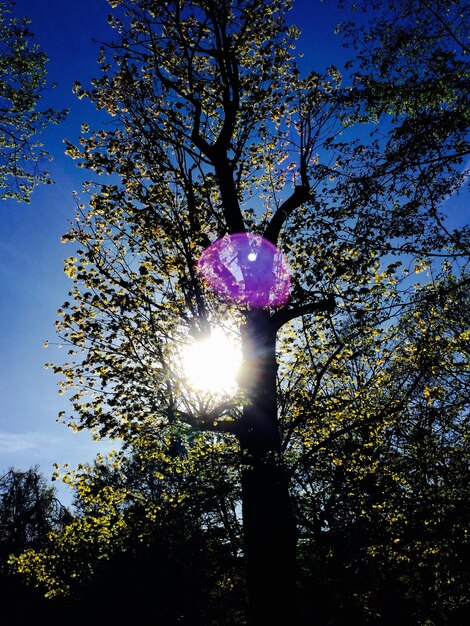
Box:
(0, 431), (56, 454)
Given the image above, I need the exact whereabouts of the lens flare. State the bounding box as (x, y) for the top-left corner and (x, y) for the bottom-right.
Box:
(198, 233), (291, 308)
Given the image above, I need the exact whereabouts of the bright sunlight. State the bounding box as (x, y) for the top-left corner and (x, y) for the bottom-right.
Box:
(181, 326), (241, 394)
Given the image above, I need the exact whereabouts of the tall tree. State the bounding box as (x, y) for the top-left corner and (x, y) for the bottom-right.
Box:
(40, 0), (468, 623)
(0, 1), (66, 201)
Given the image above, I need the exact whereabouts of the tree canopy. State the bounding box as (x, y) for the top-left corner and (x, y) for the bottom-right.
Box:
(0, 467), (70, 625)
(0, 1), (66, 201)
(8, 0), (469, 624)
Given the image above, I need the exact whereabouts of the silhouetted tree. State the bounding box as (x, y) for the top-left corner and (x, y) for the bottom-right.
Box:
(0, 466), (69, 624)
(12, 1), (469, 623)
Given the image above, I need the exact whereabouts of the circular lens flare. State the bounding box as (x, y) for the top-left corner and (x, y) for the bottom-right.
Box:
(198, 233), (291, 308)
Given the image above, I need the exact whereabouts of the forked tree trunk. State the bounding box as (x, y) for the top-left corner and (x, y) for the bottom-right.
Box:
(238, 310), (298, 625)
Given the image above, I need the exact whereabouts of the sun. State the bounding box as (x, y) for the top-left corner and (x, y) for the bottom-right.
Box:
(181, 326), (241, 394)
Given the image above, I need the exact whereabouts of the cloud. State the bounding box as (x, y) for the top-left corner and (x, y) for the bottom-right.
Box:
(0, 431), (56, 454)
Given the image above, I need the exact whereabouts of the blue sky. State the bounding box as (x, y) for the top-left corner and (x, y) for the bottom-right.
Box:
(0, 0), (352, 506)
(0, 1), (467, 507)
(0, 0), (117, 505)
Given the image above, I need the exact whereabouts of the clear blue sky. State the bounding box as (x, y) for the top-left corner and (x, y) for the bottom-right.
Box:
(0, 0), (467, 507)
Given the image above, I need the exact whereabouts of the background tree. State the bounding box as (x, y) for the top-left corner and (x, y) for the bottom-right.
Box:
(12, 0), (469, 624)
(0, 1), (66, 201)
(0, 466), (67, 559)
(14, 440), (245, 625)
(336, 0), (469, 256)
(292, 271), (469, 624)
(0, 467), (69, 624)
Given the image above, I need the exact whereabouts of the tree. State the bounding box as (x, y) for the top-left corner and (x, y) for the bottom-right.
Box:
(0, 466), (67, 561)
(0, 467), (70, 624)
(14, 441), (245, 625)
(291, 271), (470, 623)
(336, 0), (469, 250)
(30, 0), (468, 623)
(13, 273), (469, 623)
(0, 1), (66, 201)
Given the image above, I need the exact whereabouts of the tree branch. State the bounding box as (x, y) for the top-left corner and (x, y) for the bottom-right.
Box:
(176, 401), (241, 434)
(272, 293), (336, 330)
(263, 184), (311, 246)
(288, 370), (426, 477)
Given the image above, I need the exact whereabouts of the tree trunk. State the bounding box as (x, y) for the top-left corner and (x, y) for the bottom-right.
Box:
(238, 310), (298, 625)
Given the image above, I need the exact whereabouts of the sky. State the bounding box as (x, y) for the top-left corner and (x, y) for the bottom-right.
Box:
(0, 0), (467, 507)
(0, 0), (353, 506)
(0, 0), (117, 505)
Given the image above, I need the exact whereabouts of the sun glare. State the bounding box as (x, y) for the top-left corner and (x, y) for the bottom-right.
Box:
(181, 326), (241, 394)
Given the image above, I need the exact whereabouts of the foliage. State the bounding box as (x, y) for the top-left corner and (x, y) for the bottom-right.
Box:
(0, 1), (66, 201)
(13, 438), (245, 625)
(12, 271), (470, 623)
(292, 272), (470, 623)
(336, 0), (469, 255)
(9, 0), (470, 623)
(0, 467), (70, 625)
(0, 466), (68, 565)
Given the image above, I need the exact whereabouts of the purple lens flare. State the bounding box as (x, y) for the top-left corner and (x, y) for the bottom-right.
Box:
(197, 233), (292, 308)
